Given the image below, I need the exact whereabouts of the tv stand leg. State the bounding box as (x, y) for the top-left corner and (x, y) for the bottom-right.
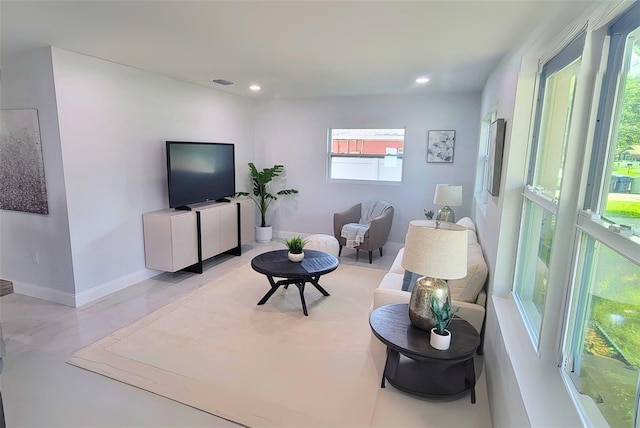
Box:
(182, 211), (204, 274)
(182, 261), (203, 274)
(227, 245), (241, 256)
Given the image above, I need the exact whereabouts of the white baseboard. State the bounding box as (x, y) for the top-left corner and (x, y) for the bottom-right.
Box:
(74, 268), (158, 307)
(381, 241), (404, 254)
(12, 281), (76, 307)
(11, 269), (159, 308)
(275, 229), (404, 253)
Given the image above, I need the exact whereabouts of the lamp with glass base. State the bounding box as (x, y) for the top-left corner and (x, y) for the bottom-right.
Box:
(400, 220), (467, 331)
(433, 184), (462, 223)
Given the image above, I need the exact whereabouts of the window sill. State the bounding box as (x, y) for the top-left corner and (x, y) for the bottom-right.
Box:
(560, 370), (610, 427)
(491, 295), (583, 427)
(474, 193), (488, 218)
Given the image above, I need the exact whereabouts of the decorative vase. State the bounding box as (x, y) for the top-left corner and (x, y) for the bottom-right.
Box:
(288, 251), (304, 262)
(408, 276), (450, 331)
(255, 225), (273, 243)
(430, 328), (451, 350)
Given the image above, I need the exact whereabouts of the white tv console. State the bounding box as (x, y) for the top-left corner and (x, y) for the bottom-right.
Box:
(143, 198), (254, 273)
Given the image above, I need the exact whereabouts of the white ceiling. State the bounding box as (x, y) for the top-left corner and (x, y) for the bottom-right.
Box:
(1, 1), (602, 99)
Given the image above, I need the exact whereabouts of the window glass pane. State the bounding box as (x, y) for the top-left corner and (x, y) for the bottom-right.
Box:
(533, 58), (581, 200)
(328, 129), (404, 182)
(603, 28), (640, 236)
(568, 235), (640, 427)
(514, 201), (556, 340)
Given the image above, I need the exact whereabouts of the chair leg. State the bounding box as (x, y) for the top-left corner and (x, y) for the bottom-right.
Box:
(356, 249), (359, 261)
(379, 247), (383, 257)
(369, 251), (373, 264)
(338, 245), (343, 257)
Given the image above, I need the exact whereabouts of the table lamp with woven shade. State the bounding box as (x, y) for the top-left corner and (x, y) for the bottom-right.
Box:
(401, 220), (467, 331)
(433, 184), (462, 222)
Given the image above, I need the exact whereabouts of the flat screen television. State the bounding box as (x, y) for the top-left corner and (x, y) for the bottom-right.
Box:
(166, 141), (235, 209)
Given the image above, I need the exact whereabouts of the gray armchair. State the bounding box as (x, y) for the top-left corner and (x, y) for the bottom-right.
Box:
(333, 202), (394, 264)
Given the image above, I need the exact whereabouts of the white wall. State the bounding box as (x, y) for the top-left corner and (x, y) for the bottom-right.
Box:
(0, 47), (76, 303)
(0, 47), (256, 305)
(253, 93), (481, 244)
(475, 49), (532, 427)
(51, 48), (255, 299)
(2, 47), (480, 305)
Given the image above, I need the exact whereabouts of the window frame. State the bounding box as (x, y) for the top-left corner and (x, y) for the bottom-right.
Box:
(586, 4), (640, 209)
(527, 33), (587, 185)
(474, 110), (496, 210)
(513, 32), (586, 349)
(326, 127), (406, 185)
(560, 3), (640, 426)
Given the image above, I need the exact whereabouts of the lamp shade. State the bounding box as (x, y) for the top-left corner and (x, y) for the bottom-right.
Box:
(401, 220), (467, 279)
(433, 184), (462, 207)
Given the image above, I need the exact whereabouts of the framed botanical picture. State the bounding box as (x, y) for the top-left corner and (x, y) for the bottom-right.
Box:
(427, 130), (455, 163)
(487, 118), (506, 196)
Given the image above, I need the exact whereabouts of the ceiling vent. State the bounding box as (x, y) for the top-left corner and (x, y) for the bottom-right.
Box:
(212, 79), (234, 86)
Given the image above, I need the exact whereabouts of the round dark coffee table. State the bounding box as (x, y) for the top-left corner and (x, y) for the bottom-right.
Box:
(251, 249), (339, 316)
(369, 303), (480, 403)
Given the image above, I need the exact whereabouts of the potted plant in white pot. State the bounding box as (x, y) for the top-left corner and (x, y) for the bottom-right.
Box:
(236, 163), (298, 243)
(430, 297), (460, 350)
(284, 236), (307, 262)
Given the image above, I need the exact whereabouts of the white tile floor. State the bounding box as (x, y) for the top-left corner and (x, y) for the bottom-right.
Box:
(0, 241), (489, 427)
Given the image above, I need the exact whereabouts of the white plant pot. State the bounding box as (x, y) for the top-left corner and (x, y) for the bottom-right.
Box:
(288, 251), (304, 262)
(430, 328), (451, 350)
(255, 225), (273, 243)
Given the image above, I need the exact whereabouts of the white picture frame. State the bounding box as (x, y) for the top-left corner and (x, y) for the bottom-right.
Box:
(427, 130), (455, 163)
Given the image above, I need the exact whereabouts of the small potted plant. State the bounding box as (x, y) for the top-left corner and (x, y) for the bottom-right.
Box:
(424, 209), (434, 219)
(285, 236), (307, 262)
(429, 297), (460, 350)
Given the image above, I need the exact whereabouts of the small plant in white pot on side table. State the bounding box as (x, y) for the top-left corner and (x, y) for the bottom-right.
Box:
(285, 236), (307, 262)
(430, 297), (460, 350)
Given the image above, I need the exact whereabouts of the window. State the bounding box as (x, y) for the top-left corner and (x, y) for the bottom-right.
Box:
(327, 128), (404, 183)
(563, 5), (640, 427)
(601, 31), (640, 236)
(566, 233), (640, 427)
(474, 111), (496, 208)
(513, 34), (584, 346)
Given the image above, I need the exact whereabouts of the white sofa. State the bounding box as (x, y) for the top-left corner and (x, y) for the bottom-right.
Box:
(371, 217), (488, 333)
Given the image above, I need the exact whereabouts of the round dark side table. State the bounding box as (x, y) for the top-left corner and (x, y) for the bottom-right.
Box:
(251, 249), (339, 316)
(369, 303), (480, 403)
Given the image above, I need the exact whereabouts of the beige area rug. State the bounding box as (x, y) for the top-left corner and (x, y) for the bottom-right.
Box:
(68, 263), (491, 427)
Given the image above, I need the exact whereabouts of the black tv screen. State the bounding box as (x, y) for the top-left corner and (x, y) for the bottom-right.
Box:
(166, 141), (235, 209)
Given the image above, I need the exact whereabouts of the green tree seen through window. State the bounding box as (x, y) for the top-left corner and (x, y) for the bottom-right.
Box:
(617, 41), (640, 150)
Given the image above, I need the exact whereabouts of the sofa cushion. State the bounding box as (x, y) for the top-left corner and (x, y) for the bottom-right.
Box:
(456, 217), (476, 233)
(456, 217), (478, 245)
(448, 241), (488, 303)
(389, 248), (405, 274)
(379, 272), (405, 290)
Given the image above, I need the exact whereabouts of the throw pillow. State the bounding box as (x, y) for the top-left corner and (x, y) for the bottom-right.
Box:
(402, 270), (421, 292)
(456, 217), (478, 245)
(456, 217), (476, 232)
(448, 241), (488, 303)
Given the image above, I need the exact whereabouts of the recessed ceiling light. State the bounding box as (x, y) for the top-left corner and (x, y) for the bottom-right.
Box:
(249, 84), (261, 91)
(415, 77), (430, 84)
